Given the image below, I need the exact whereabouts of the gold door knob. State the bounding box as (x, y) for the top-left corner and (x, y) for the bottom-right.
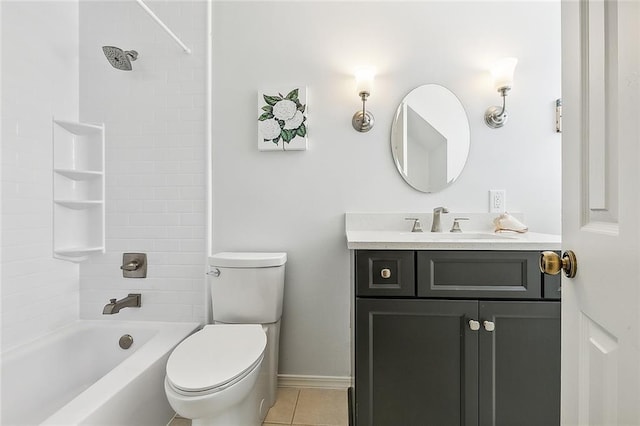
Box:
(540, 250), (577, 278)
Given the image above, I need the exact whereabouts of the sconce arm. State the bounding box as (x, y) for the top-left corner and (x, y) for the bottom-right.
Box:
(485, 86), (511, 129)
(360, 92), (370, 125)
(353, 91), (375, 132)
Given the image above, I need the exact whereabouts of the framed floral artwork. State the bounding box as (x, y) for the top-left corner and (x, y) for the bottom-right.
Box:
(257, 87), (307, 151)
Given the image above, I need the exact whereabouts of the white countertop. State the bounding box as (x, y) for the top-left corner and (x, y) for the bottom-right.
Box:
(345, 213), (561, 251)
(346, 230), (561, 250)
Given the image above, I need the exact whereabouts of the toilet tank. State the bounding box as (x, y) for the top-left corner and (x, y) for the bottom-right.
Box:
(209, 252), (287, 324)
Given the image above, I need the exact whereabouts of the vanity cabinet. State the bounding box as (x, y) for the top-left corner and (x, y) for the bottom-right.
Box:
(354, 250), (560, 426)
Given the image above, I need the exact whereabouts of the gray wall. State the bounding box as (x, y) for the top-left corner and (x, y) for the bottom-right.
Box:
(212, 1), (562, 377)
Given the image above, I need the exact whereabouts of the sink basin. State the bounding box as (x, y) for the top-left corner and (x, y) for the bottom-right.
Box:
(399, 232), (518, 240)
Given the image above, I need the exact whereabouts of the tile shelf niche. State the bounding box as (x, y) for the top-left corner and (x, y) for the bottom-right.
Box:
(53, 119), (105, 262)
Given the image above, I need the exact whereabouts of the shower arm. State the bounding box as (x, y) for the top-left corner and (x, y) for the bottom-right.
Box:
(135, 0), (192, 54)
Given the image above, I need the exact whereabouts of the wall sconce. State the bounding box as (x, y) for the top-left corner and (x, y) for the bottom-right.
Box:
(352, 68), (375, 132)
(484, 57), (518, 129)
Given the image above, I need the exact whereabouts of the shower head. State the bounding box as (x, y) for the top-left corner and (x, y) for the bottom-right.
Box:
(102, 46), (138, 71)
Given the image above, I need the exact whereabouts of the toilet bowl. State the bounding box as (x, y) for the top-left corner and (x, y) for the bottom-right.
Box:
(165, 324), (266, 425)
(164, 252), (286, 426)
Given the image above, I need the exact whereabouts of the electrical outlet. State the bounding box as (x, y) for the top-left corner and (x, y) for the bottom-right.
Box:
(489, 190), (506, 213)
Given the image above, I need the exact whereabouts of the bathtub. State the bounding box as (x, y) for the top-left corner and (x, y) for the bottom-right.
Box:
(1, 320), (200, 426)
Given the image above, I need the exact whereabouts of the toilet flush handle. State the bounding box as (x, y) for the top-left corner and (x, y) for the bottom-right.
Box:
(207, 267), (220, 277)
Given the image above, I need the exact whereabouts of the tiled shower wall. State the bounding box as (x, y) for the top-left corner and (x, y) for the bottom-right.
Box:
(78, 1), (208, 322)
(1, 1), (80, 351)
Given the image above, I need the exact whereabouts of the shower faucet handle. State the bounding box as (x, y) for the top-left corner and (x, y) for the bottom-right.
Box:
(120, 261), (140, 271)
(121, 253), (147, 278)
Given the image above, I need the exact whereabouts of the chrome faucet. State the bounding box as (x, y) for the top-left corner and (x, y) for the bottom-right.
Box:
(430, 207), (449, 232)
(102, 293), (142, 315)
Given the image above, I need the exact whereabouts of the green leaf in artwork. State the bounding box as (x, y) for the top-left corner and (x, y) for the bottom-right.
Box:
(286, 88), (299, 101)
(272, 136), (280, 145)
(296, 124), (307, 137)
(258, 112), (274, 121)
(262, 105), (273, 112)
(298, 104), (306, 113)
(281, 129), (296, 142)
(263, 95), (282, 106)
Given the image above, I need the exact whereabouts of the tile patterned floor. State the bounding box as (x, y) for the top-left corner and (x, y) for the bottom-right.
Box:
(169, 387), (349, 426)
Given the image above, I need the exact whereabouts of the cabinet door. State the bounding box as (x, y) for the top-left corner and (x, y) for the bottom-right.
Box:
(356, 299), (479, 426)
(478, 301), (560, 426)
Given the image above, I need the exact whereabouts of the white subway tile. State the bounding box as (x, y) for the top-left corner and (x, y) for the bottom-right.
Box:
(180, 186), (205, 200)
(128, 213), (181, 226)
(154, 187), (182, 200)
(180, 239), (206, 252)
(154, 239), (181, 252)
(180, 213), (205, 226)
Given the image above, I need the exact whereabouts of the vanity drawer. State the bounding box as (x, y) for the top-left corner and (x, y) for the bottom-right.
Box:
(417, 251), (541, 299)
(356, 250), (415, 297)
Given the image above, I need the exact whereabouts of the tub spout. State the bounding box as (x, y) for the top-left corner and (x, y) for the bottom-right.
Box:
(103, 293), (141, 314)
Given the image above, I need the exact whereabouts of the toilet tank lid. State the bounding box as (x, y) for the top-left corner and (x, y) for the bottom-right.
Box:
(209, 252), (287, 268)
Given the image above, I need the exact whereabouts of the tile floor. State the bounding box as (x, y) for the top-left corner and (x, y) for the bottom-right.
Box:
(169, 387), (349, 426)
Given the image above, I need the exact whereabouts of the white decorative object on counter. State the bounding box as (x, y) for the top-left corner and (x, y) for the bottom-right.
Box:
(53, 119), (105, 262)
(493, 212), (528, 233)
(257, 87), (307, 151)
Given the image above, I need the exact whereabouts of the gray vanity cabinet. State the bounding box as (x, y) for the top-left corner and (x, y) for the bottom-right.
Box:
(478, 301), (560, 426)
(354, 250), (560, 426)
(355, 298), (479, 426)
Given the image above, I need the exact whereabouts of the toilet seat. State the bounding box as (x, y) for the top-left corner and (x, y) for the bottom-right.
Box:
(166, 324), (266, 396)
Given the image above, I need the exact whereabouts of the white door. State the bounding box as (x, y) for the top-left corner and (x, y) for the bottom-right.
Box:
(560, 0), (640, 424)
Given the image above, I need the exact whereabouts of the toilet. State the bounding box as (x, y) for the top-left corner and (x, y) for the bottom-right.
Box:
(164, 252), (287, 426)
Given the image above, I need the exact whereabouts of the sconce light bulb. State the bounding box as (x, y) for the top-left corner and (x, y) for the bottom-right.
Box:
(491, 57), (518, 91)
(355, 68), (375, 96)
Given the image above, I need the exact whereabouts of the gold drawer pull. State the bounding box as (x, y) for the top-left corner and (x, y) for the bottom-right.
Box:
(380, 268), (391, 279)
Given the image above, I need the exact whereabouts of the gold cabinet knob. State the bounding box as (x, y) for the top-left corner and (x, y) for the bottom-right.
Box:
(540, 250), (577, 278)
(380, 268), (391, 279)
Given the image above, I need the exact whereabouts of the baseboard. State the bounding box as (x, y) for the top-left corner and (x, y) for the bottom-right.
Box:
(278, 374), (352, 389)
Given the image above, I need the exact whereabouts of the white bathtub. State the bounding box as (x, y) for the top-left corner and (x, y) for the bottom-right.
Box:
(1, 320), (200, 426)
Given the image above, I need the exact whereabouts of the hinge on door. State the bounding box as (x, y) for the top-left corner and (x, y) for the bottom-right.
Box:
(555, 98), (562, 133)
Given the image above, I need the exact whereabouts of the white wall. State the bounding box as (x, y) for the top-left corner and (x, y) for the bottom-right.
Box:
(212, 1), (562, 377)
(1, 1), (80, 351)
(77, 1), (208, 322)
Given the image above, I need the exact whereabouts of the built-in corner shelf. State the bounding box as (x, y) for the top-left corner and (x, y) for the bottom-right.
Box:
(53, 119), (105, 262)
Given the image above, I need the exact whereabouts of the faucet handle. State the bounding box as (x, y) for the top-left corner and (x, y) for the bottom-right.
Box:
(120, 261), (140, 271)
(450, 217), (470, 233)
(405, 217), (424, 233)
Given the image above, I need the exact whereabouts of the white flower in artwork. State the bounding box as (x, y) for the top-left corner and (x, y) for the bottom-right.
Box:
(259, 118), (282, 140)
(283, 110), (304, 130)
(272, 99), (297, 120)
(257, 88), (307, 151)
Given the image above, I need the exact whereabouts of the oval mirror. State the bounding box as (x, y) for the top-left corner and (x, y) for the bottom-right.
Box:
(390, 84), (470, 193)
